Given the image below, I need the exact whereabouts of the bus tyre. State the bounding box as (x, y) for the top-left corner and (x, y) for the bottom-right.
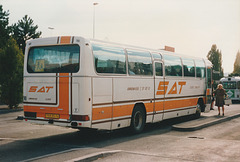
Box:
(195, 103), (201, 119)
(130, 106), (146, 134)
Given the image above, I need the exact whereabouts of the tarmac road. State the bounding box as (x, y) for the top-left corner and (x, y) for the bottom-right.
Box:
(0, 103), (240, 161)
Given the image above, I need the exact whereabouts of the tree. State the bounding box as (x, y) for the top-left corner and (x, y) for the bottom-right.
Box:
(12, 15), (42, 54)
(0, 6), (42, 108)
(230, 51), (240, 76)
(0, 5), (10, 48)
(207, 44), (224, 81)
(0, 38), (24, 108)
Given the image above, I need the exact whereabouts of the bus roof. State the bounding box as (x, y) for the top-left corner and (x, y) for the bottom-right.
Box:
(26, 36), (211, 66)
(220, 77), (240, 82)
(90, 38), (210, 64)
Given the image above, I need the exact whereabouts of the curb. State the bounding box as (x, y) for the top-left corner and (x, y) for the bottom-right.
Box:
(66, 150), (121, 162)
(0, 108), (23, 114)
(172, 113), (240, 131)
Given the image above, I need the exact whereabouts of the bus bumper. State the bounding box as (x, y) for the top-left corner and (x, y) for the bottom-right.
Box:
(23, 117), (91, 128)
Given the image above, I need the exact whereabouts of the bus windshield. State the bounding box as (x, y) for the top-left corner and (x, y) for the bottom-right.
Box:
(27, 45), (80, 73)
(222, 82), (236, 89)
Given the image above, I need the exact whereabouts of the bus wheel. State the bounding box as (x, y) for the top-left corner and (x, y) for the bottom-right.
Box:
(130, 105), (146, 134)
(195, 103), (201, 119)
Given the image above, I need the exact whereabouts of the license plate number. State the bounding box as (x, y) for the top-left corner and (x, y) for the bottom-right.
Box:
(45, 113), (60, 119)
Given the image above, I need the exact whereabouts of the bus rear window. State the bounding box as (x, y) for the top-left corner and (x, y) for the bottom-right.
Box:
(27, 45), (80, 73)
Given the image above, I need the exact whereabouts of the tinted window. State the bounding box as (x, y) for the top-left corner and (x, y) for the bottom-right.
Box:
(27, 45), (80, 73)
(92, 44), (126, 74)
(182, 58), (195, 77)
(164, 55), (182, 76)
(127, 50), (153, 76)
(155, 62), (163, 76)
(195, 59), (205, 78)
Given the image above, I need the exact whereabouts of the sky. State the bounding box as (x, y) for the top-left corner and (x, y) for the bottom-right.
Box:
(1, 0), (240, 74)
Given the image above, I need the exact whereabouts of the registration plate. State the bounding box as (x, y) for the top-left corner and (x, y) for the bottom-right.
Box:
(45, 113), (60, 119)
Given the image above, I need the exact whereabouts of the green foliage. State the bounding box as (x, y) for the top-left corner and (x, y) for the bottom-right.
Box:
(0, 5), (42, 108)
(0, 5), (10, 48)
(230, 51), (240, 76)
(12, 15), (42, 54)
(207, 44), (224, 80)
(0, 38), (24, 108)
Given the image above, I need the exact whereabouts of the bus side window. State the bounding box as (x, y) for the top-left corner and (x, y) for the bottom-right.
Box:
(182, 58), (195, 77)
(238, 81), (240, 89)
(195, 59), (206, 78)
(155, 62), (163, 76)
(164, 55), (182, 77)
(92, 44), (126, 74)
(127, 49), (153, 76)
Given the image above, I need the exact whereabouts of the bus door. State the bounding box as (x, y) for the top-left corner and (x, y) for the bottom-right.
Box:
(153, 61), (165, 122)
(205, 67), (212, 112)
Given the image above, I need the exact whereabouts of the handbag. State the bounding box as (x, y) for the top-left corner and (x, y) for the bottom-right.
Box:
(224, 97), (232, 106)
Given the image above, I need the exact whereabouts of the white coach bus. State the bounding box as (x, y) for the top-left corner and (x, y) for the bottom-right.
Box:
(23, 36), (212, 133)
(220, 77), (240, 102)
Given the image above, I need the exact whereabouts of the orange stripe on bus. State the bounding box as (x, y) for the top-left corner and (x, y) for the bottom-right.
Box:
(92, 106), (112, 121)
(113, 104), (134, 118)
(145, 102), (154, 113)
(59, 73), (70, 115)
(60, 36), (71, 44)
(92, 98), (198, 121)
(92, 103), (151, 121)
(155, 101), (164, 112)
(164, 98), (198, 110)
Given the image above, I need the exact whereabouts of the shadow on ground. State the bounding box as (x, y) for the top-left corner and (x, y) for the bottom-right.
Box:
(0, 115), (196, 161)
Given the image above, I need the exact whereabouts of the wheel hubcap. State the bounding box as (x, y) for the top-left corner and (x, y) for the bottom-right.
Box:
(196, 104), (201, 113)
(134, 111), (143, 129)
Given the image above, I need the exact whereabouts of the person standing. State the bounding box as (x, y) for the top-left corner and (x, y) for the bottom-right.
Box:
(213, 84), (227, 116)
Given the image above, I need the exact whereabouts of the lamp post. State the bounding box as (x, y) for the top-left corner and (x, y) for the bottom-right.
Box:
(48, 27), (54, 30)
(93, 2), (98, 39)
(48, 27), (54, 36)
